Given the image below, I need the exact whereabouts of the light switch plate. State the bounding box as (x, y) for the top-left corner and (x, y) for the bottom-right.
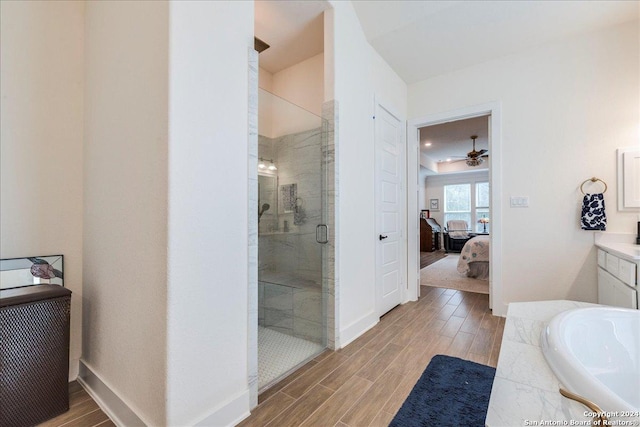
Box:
(510, 196), (529, 207)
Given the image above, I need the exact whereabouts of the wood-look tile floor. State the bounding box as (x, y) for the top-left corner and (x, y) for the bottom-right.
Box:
(239, 285), (505, 427)
(40, 285), (504, 427)
(37, 381), (113, 427)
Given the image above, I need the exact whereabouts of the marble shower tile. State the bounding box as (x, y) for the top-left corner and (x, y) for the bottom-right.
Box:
(264, 283), (293, 311)
(293, 289), (322, 323)
(293, 317), (324, 344)
(264, 308), (293, 335)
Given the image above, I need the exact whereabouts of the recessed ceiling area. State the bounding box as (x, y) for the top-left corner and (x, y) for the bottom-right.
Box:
(254, 0), (329, 74)
(352, 1), (637, 84)
(420, 116), (489, 163)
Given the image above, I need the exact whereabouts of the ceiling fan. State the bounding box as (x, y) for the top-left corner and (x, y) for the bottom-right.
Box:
(450, 135), (489, 166)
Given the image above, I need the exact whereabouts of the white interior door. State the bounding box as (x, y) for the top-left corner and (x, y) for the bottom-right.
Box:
(375, 102), (405, 317)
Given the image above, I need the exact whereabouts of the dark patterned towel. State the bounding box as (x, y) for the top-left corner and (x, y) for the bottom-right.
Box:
(581, 193), (606, 230)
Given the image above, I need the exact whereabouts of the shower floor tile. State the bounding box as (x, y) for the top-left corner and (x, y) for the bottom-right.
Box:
(259, 326), (324, 390)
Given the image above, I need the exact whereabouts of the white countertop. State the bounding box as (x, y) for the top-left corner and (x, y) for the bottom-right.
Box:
(594, 232), (640, 260)
(486, 300), (598, 427)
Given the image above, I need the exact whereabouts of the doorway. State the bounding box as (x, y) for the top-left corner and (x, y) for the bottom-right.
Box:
(419, 117), (490, 295)
(406, 103), (504, 315)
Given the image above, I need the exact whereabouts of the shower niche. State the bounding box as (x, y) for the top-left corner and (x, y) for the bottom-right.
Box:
(257, 88), (328, 390)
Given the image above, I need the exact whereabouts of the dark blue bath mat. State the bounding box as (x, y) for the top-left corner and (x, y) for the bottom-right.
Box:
(389, 355), (496, 427)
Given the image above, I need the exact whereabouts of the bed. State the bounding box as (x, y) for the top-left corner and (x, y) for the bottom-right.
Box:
(457, 235), (490, 280)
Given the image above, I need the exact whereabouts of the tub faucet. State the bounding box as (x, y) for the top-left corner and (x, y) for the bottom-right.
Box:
(559, 388), (608, 426)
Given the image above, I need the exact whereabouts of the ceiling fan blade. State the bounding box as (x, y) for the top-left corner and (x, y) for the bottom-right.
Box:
(466, 149), (488, 158)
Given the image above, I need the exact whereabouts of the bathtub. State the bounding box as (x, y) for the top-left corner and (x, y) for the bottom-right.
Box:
(541, 306), (640, 419)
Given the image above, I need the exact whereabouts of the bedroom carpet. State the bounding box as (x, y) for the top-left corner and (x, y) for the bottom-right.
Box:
(421, 255), (489, 294)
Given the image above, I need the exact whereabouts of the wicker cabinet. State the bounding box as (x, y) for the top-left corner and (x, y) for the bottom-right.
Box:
(0, 285), (71, 427)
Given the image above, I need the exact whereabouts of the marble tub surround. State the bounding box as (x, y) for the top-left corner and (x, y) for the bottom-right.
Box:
(542, 307), (640, 415)
(486, 300), (600, 427)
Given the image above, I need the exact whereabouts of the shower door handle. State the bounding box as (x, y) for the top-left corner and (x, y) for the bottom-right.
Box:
(316, 224), (328, 244)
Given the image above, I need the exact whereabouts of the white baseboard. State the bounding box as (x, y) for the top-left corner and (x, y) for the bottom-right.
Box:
(78, 361), (148, 427)
(193, 389), (251, 427)
(68, 357), (80, 381)
(493, 302), (509, 317)
(338, 311), (379, 348)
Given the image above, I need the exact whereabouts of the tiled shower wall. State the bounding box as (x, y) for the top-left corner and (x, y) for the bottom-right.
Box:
(258, 127), (323, 286)
(322, 100), (338, 351)
(258, 126), (324, 344)
(258, 281), (323, 343)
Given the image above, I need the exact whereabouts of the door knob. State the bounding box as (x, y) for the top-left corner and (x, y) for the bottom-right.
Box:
(379, 234), (388, 240)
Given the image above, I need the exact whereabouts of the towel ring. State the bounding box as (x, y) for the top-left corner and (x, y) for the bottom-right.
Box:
(580, 177), (607, 195)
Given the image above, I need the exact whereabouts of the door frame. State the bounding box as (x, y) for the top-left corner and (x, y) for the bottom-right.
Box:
(374, 97), (409, 317)
(406, 102), (506, 316)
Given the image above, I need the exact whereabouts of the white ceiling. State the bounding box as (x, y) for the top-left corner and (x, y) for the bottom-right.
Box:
(352, 1), (638, 84)
(420, 116), (489, 162)
(254, 0), (328, 74)
(253, 1), (636, 96)
(252, 2), (635, 171)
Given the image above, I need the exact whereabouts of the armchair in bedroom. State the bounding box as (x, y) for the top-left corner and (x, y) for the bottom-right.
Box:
(443, 220), (475, 253)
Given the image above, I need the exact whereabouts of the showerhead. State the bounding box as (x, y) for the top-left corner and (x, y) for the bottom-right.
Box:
(258, 203), (271, 222)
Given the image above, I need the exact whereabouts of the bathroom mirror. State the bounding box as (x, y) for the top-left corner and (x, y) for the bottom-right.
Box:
(258, 174), (278, 231)
(617, 147), (640, 211)
(0, 255), (64, 290)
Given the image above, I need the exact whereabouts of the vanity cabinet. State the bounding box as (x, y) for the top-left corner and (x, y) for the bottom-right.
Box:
(597, 248), (637, 309)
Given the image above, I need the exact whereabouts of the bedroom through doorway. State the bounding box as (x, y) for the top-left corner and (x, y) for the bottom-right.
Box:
(417, 115), (491, 297)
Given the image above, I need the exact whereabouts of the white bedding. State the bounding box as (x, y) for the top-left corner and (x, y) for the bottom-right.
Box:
(457, 236), (490, 280)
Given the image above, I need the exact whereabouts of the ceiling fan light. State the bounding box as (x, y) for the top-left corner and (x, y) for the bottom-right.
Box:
(466, 157), (483, 167)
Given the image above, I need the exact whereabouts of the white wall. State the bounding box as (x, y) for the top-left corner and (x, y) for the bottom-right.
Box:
(409, 20), (640, 305)
(424, 171), (490, 228)
(166, 2), (253, 426)
(259, 67), (273, 92)
(419, 167), (429, 211)
(259, 53), (324, 138)
(0, 0), (84, 380)
(272, 53), (324, 117)
(83, 2), (168, 425)
(328, 0), (408, 344)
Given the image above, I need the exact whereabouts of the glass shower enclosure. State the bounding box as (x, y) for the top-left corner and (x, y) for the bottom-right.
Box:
(257, 88), (328, 390)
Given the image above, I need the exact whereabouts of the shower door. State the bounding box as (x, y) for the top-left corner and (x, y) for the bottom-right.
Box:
(257, 89), (328, 389)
